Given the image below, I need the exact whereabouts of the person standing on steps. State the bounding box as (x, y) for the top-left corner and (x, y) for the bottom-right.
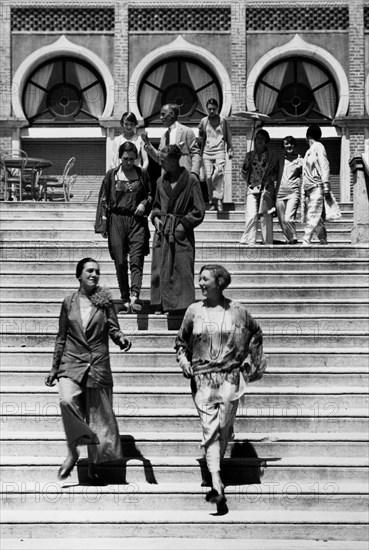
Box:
(45, 258), (131, 483)
(239, 129), (279, 246)
(275, 136), (303, 244)
(95, 141), (152, 314)
(141, 103), (201, 178)
(175, 264), (267, 513)
(111, 111), (149, 173)
(150, 145), (205, 315)
(198, 98), (233, 212)
(301, 124), (331, 246)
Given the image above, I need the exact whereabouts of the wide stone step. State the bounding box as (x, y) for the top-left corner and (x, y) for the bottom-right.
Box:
(0, 229), (353, 242)
(2, 259), (368, 273)
(2, 364), (368, 388)
(1, 347), (366, 369)
(3, 298), (367, 316)
(1, 538), (367, 550)
(1, 243), (368, 261)
(3, 386), (367, 410)
(0, 200), (354, 215)
(2, 313), (368, 333)
(0, 216), (355, 228)
(4, 272), (368, 286)
(2, 481), (367, 513)
(1, 327), (367, 348)
(2, 285), (368, 302)
(1, 456), (368, 485)
(2, 431), (368, 459)
(2, 408), (367, 433)
(2, 509), (367, 540)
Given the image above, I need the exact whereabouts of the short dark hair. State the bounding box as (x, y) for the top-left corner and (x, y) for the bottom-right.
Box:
(161, 144), (183, 159)
(118, 141), (138, 159)
(306, 125), (322, 141)
(199, 264), (231, 291)
(76, 258), (99, 279)
(163, 104), (179, 119)
(206, 98), (219, 108)
(282, 135), (297, 148)
(255, 129), (270, 144)
(120, 112), (138, 126)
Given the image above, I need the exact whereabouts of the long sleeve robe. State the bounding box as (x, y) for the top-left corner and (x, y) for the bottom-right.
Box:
(150, 168), (205, 311)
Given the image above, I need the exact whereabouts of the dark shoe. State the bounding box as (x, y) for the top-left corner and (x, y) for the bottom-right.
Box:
(216, 496), (229, 515)
(58, 452), (79, 480)
(205, 488), (224, 504)
(118, 302), (131, 314)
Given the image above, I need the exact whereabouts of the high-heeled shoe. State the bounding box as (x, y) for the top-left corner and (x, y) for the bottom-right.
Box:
(58, 452), (79, 480)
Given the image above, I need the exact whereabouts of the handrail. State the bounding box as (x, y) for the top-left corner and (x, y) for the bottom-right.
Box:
(362, 153), (369, 178)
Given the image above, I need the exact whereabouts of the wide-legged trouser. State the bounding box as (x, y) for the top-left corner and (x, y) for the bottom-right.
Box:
(276, 191), (300, 243)
(240, 190), (273, 245)
(303, 186), (327, 244)
(108, 213), (146, 302)
(203, 158), (226, 202)
(58, 377), (123, 464)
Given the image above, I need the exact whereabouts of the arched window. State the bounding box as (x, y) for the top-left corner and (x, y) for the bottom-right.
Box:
(255, 57), (338, 123)
(22, 57), (106, 124)
(138, 57), (222, 124)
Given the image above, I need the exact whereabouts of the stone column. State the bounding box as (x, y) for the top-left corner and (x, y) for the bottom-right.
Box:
(349, 156), (369, 243)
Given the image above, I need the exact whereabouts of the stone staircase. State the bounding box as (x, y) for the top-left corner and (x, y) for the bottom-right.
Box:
(0, 201), (368, 549)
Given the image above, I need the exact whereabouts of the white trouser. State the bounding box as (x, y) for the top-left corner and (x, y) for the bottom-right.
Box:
(240, 190), (273, 245)
(276, 191), (300, 243)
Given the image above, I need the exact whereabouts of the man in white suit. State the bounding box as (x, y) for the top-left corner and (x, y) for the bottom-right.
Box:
(141, 104), (201, 177)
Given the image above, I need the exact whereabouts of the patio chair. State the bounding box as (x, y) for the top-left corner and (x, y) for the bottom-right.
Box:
(0, 149), (28, 201)
(39, 157), (76, 201)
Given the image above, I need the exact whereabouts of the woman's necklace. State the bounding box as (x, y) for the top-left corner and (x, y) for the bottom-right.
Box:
(203, 299), (227, 360)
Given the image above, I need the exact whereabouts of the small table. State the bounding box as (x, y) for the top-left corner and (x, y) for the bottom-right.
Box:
(3, 157), (53, 200)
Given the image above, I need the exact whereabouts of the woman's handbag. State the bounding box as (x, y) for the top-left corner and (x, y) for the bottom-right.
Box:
(324, 192), (341, 221)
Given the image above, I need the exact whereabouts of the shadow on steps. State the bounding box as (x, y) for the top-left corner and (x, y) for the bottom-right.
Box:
(200, 441), (281, 487)
(76, 435), (158, 485)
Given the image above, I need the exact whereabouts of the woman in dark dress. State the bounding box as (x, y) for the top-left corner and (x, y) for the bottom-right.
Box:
(95, 141), (152, 313)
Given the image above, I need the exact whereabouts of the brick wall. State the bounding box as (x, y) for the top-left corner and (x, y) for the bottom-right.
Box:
(0, 2), (11, 117)
(349, 0), (365, 156)
(230, 1), (246, 113)
(114, 1), (129, 118)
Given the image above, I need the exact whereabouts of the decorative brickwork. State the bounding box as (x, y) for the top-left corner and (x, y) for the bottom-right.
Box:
(0, 3), (11, 117)
(114, 2), (129, 116)
(349, 1), (365, 117)
(128, 7), (231, 31)
(11, 7), (114, 32)
(245, 6), (349, 31)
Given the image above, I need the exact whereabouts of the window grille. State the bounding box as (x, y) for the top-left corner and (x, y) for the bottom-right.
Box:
(128, 7), (231, 32)
(246, 7), (349, 31)
(11, 7), (114, 32)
